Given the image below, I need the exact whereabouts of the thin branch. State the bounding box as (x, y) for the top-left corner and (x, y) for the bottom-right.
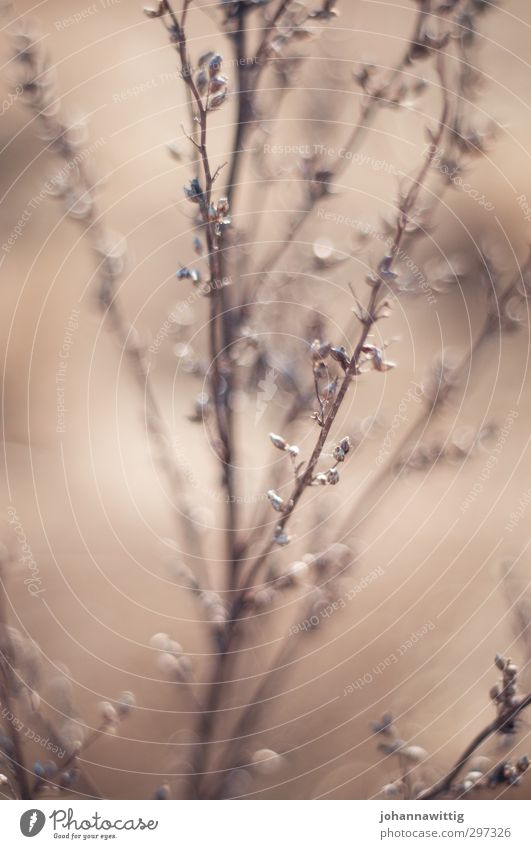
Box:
(163, 0), (239, 572)
(417, 694), (531, 800)
(187, 48), (450, 798)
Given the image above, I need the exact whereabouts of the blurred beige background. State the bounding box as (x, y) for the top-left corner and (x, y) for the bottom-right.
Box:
(1, 0), (531, 799)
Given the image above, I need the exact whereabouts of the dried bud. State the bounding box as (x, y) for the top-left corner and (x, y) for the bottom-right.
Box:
(184, 177), (202, 203)
(207, 91), (228, 111)
(117, 691), (136, 719)
(402, 745), (427, 763)
(330, 345), (350, 371)
(326, 467), (340, 485)
(198, 51), (215, 67)
(310, 339), (331, 360)
(143, 2), (165, 18)
(495, 653), (506, 670)
(208, 54), (223, 77)
(209, 75), (228, 94)
(333, 436), (350, 462)
(251, 748), (283, 775)
(270, 433), (287, 451)
(216, 197), (229, 216)
(154, 784), (171, 799)
(98, 701), (118, 725)
(267, 490), (284, 512)
(274, 525), (291, 546)
(196, 69), (208, 95)
(517, 755), (529, 774)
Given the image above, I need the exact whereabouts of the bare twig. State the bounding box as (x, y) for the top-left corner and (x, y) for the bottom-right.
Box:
(417, 694), (531, 800)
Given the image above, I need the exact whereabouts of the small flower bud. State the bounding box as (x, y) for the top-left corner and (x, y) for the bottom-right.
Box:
(117, 691), (136, 719)
(267, 490), (284, 511)
(143, 2), (164, 18)
(330, 345), (350, 371)
(326, 467), (340, 485)
(270, 433), (287, 451)
(209, 75), (228, 94)
(402, 745), (427, 763)
(150, 632), (171, 651)
(99, 701), (118, 725)
(208, 54), (223, 77)
(251, 748), (283, 775)
(495, 653), (506, 670)
(154, 783), (171, 799)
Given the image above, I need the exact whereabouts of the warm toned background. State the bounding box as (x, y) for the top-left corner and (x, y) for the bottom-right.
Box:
(1, 0), (531, 799)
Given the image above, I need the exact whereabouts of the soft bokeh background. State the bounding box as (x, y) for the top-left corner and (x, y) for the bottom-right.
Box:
(1, 0), (531, 799)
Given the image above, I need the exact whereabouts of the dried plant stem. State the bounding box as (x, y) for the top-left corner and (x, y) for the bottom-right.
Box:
(417, 694), (531, 800)
(0, 565), (31, 799)
(241, 51), (450, 595)
(14, 30), (204, 569)
(188, 50), (450, 797)
(249, 1), (428, 301)
(338, 261), (531, 540)
(164, 0), (239, 573)
(0, 660), (31, 799)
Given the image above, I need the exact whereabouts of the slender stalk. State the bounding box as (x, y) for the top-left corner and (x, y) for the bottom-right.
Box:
(417, 694), (531, 800)
(164, 0), (239, 571)
(188, 49), (450, 797)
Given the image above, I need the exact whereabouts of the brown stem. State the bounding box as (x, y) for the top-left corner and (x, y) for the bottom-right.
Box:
(188, 49), (450, 797)
(417, 694), (531, 800)
(164, 0), (239, 571)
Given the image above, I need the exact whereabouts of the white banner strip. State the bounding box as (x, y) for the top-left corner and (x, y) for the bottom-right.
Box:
(1, 800), (530, 848)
